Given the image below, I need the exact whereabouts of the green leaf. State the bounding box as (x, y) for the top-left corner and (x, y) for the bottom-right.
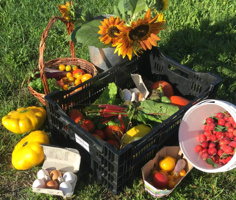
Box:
(93, 82), (118, 105)
(206, 158), (218, 168)
(132, 0), (148, 16)
(215, 125), (227, 132)
(117, 0), (126, 19)
(113, 5), (121, 18)
(72, 19), (107, 48)
(138, 100), (179, 120)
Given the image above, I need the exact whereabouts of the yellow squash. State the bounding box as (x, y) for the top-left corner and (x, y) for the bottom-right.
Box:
(2, 106), (46, 134)
(121, 124), (151, 146)
(12, 130), (49, 170)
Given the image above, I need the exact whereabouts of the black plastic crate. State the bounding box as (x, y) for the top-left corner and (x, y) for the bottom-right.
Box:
(45, 48), (221, 194)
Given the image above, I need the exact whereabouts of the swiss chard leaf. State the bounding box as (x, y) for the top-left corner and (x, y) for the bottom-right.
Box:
(138, 100), (179, 120)
(94, 82), (118, 105)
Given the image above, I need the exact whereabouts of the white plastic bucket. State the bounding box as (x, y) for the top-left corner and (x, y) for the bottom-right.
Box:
(179, 99), (236, 173)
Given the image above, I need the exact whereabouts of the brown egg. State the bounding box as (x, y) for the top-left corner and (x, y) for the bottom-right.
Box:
(50, 170), (62, 181)
(46, 180), (59, 189)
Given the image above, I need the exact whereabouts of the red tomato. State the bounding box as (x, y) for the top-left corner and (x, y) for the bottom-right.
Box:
(151, 81), (174, 97)
(104, 125), (123, 139)
(81, 119), (95, 132)
(93, 130), (106, 140)
(107, 139), (120, 149)
(69, 109), (84, 123)
(72, 69), (85, 76)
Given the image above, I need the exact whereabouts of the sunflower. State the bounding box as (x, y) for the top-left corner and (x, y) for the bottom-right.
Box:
(98, 16), (127, 45)
(58, 1), (73, 21)
(113, 9), (165, 60)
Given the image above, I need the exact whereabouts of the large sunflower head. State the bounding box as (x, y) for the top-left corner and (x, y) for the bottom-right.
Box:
(98, 16), (127, 45)
(130, 9), (165, 51)
(113, 9), (165, 60)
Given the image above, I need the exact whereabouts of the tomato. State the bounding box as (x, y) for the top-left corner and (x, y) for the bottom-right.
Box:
(65, 65), (72, 71)
(72, 69), (85, 76)
(104, 125), (123, 139)
(107, 139), (120, 148)
(170, 96), (190, 106)
(81, 119), (95, 132)
(59, 64), (66, 71)
(81, 73), (93, 83)
(93, 130), (106, 140)
(69, 109), (84, 123)
(151, 81), (174, 97)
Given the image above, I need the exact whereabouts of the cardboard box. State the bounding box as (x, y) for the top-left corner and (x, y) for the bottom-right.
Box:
(142, 146), (193, 198)
(32, 145), (81, 198)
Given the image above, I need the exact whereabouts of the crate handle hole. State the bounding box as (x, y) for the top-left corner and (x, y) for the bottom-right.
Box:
(168, 65), (189, 79)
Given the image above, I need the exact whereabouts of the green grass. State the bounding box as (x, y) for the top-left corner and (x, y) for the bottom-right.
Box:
(0, 0), (236, 199)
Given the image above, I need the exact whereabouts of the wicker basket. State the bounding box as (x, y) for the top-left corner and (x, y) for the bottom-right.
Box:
(28, 16), (97, 105)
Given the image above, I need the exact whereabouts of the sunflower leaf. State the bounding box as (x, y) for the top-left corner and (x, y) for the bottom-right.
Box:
(132, 0), (148, 17)
(72, 19), (107, 48)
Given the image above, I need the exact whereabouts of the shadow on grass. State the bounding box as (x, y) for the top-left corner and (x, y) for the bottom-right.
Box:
(161, 17), (236, 103)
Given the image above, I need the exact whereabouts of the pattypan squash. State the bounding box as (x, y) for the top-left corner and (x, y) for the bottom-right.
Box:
(2, 106), (46, 134)
(12, 130), (49, 170)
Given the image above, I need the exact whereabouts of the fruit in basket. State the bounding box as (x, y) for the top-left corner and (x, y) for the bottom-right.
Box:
(152, 171), (169, 189)
(194, 111), (236, 167)
(73, 68), (85, 76)
(81, 73), (93, 83)
(12, 130), (49, 170)
(59, 64), (66, 71)
(151, 80), (174, 97)
(2, 106), (46, 134)
(65, 65), (72, 71)
(159, 156), (176, 172)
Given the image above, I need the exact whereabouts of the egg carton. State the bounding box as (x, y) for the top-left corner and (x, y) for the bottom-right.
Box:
(32, 145), (81, 198)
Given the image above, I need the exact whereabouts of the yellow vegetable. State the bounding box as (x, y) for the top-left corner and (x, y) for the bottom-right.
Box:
(121, 124), (151, 146)
(2, 106), (46, 134)
(159, 156), (176, 172)
(12, 130), (49, 170)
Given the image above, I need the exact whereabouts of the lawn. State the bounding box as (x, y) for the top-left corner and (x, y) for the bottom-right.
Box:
(0, 0), (236, 199)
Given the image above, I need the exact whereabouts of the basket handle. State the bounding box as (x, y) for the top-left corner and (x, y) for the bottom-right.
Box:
(38, 16), (75, 95)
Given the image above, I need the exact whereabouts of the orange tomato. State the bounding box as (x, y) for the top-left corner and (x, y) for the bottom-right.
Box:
(66, 72), (73, 78)
(74, 78), (82, 86)
(170, 96), (190, 107)
(59, 64), (65, 71)
(68, 76), (75, 82)
(81, 74), (92, 83)
(72, 69), (85, 76)
(151, 81), (174, 97)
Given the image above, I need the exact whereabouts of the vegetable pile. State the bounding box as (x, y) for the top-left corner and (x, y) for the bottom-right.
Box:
(151, 155), (187, 190)
(68, 78), (190, 149)
(29, 64), (94, 93)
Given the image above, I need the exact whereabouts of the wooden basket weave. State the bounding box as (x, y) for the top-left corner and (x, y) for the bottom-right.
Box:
(28, 16), (97, 105)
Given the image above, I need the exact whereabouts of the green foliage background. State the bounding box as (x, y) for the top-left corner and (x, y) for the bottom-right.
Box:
(0, 0), (235, 199)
